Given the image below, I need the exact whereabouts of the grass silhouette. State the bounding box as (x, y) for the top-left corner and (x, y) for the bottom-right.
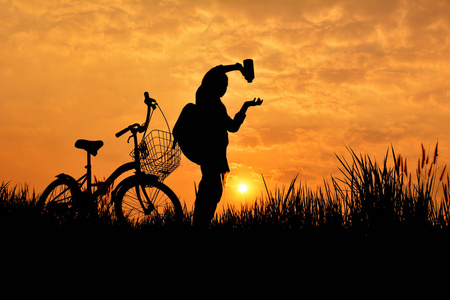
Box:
(1, 143), (450, 238)
(215, 143), (449, 237)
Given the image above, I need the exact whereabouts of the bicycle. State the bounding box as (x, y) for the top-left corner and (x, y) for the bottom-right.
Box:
(38, 92), (183, 227)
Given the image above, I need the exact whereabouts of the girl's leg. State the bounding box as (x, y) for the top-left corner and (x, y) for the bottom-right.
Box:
(193, 171), (223, 229)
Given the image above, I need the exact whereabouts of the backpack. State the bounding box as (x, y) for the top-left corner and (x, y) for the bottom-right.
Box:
(173, 103), (205, 165)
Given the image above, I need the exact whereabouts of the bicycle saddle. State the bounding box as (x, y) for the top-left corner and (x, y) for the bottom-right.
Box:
(75, 139), (104, 156)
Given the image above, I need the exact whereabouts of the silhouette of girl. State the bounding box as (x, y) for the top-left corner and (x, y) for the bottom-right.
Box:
(193, 63), (263, 229)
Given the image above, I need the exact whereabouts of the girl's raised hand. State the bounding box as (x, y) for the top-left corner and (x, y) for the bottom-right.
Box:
(246, 98), (263, 107)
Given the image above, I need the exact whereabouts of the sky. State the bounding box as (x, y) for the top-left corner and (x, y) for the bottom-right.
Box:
(1, 0), (450, 208)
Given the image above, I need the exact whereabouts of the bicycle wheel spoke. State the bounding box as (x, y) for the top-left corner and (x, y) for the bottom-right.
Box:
(48, 186), (71, 202)
(122, 196), (145, 218)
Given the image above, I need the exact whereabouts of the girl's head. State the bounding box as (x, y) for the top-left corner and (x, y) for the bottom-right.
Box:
(201, 65), (228, 98)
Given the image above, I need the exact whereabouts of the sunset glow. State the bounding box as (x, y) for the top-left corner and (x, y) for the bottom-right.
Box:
(2, 0), (450, 209)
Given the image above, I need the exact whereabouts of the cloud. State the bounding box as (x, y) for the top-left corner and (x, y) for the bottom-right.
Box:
(2, 0), (450, 201)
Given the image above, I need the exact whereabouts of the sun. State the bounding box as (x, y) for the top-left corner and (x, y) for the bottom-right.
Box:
(238, 184), (248, 193)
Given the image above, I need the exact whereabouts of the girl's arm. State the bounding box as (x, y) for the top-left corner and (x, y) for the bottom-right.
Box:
(222, 63), (244, 73)
(228, 98), (263, 133)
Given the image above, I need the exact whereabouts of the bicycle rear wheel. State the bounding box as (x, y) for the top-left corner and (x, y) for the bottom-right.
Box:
(114, 176), (182, 227)
(38, 176), (80, 221)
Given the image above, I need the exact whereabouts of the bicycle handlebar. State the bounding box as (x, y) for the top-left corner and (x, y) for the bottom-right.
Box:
(115, 127), (129, 138)
(115, 123), (138, 138)
(115, 92), (156, 138)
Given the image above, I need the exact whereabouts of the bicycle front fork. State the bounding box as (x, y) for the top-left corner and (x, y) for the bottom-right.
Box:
(134, 185), (156, 215)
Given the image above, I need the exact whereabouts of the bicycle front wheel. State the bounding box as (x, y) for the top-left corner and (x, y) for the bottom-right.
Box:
(114, 177), (182, 227)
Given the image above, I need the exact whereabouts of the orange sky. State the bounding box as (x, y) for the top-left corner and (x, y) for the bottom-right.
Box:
(2, 0), (450, 209)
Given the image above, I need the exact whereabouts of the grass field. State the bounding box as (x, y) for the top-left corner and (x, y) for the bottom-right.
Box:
(2, 144), (450, 239)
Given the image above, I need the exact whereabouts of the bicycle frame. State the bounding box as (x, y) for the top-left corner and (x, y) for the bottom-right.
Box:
(76, 160), (135, 198)
(70, 92), (160, 212)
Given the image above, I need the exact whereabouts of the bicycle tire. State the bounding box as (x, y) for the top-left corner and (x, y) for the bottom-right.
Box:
(38, 176), (80, 220)
(114, 176), (182, 227)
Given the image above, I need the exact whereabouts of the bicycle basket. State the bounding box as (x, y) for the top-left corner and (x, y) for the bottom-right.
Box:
(130, 130), (181, 181)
